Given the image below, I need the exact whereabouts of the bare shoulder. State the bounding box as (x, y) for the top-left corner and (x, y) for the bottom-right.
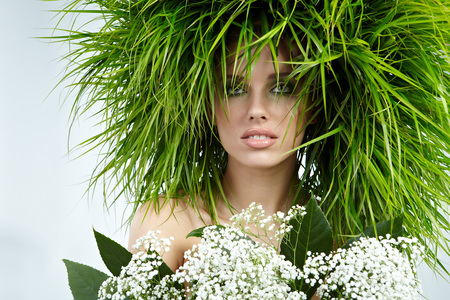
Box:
(128, 198), (205, 271)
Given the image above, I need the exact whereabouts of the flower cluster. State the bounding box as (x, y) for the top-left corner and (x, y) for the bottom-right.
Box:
(98, 225), (305, 300)
(230, 202), (306, 247)
(97, 204), (423, 300)
(303, 235), (424, 299)
(98, 231), (183, 300)
(174, 226), (306, 299)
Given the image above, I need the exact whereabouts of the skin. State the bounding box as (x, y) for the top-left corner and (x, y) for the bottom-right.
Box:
(128, 41), (313, 276)
(214, 40), (311, 216)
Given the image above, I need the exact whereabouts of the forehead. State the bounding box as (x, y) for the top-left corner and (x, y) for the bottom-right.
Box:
(223, 39), (295, 75)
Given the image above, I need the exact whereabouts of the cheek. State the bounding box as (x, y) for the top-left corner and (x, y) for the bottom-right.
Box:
(213, 96), (225, 125)
(213, 104), (228, 128)
(213, 103), (231, 139)
(214, 99), (243, 127)
(276, 101), (300, 128)
(281, 102), (309, 145)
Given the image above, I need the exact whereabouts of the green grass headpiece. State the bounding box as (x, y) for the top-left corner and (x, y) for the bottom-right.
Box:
(53, 0), (450, 273)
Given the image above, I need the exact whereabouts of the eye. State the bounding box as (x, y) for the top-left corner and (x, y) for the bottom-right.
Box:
(226, 82), (247, 97)
(270, 82), (294, 95)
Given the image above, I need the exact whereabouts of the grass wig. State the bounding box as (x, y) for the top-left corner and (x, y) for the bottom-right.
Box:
(52, 0), (450, 274)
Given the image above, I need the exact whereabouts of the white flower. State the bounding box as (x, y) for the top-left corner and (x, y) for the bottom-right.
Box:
(98, 231), (184, 300)
(303, 236), (423, 300)
(173, 225), (305, 299)
(98, 204), (422, 300)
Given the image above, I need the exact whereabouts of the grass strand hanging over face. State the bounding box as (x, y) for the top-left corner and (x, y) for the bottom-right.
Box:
(51, 0), (450, 275)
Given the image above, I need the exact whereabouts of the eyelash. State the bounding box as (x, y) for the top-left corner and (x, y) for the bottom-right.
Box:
(270, 82), (294, 95)
(225, 81), (295, 97)
(226, 83), (247, 96)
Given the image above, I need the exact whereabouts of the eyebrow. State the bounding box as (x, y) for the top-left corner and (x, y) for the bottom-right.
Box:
(267, 71), (292, 79)
(226, 74), (243, 80)
(225, 71), (292, 80)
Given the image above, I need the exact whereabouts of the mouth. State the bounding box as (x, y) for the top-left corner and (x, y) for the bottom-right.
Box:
(241, 128), (277, 139)
(244, 135), (275, 140)
(241, 129), (277, 148)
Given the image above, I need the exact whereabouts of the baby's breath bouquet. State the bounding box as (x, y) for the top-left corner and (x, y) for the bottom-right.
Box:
(304, 235), (423, 299)
(64, 200), (422, 299)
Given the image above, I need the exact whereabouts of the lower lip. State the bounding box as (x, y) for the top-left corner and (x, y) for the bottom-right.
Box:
(241, 138), (277, 148)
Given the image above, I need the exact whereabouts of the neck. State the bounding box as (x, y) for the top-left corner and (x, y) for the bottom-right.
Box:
(218, 156), (301, 219)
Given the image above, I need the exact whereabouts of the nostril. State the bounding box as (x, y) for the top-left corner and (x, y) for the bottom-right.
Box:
(248, 111), (268, 120)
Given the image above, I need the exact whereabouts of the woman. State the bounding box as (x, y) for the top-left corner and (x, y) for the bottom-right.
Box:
(128, 26), (316, 270)
(56, 0), (450, 279)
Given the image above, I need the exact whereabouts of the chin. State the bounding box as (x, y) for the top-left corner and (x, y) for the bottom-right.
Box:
(232, 153), (296, 170)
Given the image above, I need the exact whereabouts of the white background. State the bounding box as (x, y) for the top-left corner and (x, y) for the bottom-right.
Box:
(0, 0), (449, 299)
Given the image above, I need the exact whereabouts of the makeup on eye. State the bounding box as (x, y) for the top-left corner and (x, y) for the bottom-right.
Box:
(223, 75), (296, 97)
(225, 79), (247, 96)
(269, 81), (295, 95)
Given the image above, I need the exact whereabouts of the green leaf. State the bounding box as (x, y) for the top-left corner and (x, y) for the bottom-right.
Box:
(281, 199), (333, 269)
(94, 229), (132, 277)
(364, 216), (403, 239)
(63, 259), (108, 300)
(280, 199), (333, 296)
(146, 250), (185, 291)
(187, 225), (255, 244)
(157, 259), (175, 278)
(186, 226), (208, 238)
(186, 225), (231, 238)
(343, 216), (403, 248)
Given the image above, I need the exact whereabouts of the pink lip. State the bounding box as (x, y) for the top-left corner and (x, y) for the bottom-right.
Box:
(241, 128), (277, 148)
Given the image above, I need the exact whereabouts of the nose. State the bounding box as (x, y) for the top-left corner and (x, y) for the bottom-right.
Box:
(247, 90), (269, 121)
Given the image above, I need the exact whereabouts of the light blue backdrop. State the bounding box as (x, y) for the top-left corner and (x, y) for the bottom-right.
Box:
(0, 1), (448, 299)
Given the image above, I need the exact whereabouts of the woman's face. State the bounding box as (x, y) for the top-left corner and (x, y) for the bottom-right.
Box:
(214, 41), (311, 170)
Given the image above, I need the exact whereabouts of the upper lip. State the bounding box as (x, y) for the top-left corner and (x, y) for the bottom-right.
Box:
(241, 128), (278, 139)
